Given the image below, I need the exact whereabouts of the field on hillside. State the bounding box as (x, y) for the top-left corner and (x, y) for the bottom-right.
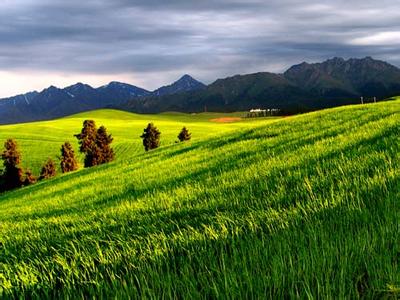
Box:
(0, 110), (275, 174)
(0, 100), (399, 298)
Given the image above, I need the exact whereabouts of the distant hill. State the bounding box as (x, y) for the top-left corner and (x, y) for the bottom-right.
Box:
(1, 57), (400, 124)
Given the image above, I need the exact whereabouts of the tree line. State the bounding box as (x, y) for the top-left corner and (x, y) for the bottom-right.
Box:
(0, 121), (191, 193)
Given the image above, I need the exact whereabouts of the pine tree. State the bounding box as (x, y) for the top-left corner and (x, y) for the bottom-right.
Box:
(60, 142), (79, 173)
(1, 139), (24, 191)
(140, 123), (161, 151)
(83, 146), (100, 168)
(24, 169), (37, 186)
(39, 158), (57, 180)
(75, 120), (97, 153)
(75, 121), (115, 167)
(178, 127), (191, 142)
(75, 120), (97, 167)
(95, 126), (114, 164)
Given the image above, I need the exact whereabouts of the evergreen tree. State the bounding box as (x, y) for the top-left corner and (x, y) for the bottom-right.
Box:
(83, 146), (100, 168)
(39, 158), (57, 180)
(60, 142), (79, 173)
(24, 169), (37, 186)
(75, 120), (97, 167)
(140, 123), (161, 151)
(75, 120), (97, 153)
(1, 139), (24, 191)
(75, 121), (115, 167)
(178, 127), (191, 142)
(95, 126), (114, 164)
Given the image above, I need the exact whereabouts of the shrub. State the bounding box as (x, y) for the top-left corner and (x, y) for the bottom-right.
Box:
(39, 158), (57, 180)
(24, 169), (37, 186)
(1, 139), (24, 191)
(60, 142), (79, 173)
(141, 123), (161, 151)
(178, 127), (191, 142)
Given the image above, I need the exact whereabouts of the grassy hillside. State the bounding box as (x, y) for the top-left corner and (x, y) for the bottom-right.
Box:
(0, 110), (272, 174)
(0, 100), (399, 298)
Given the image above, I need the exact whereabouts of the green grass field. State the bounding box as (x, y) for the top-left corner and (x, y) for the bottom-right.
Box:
(0, 110), (275, 174)
(0, 100), (399, 298)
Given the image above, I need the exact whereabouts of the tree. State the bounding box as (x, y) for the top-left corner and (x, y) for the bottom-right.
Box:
(24, 169), (37, 186)
(75, 120), (97, 154)
(1, 139), (24, 191)
(75, 120), (97, 167)
(75, 121), (115, 167)
(140, 123), (161, 151)
(83, 145), (99, 168)
(60, 142), (79, 173)
(39, 158), (56, 180)
(95, 126), (114, 164)
(178, 127), (191, 142)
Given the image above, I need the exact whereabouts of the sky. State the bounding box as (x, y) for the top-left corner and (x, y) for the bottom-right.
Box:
(1, 0), (400, 97)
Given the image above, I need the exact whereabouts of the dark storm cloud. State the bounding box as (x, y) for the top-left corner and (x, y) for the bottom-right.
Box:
(1, 0), (400, 89)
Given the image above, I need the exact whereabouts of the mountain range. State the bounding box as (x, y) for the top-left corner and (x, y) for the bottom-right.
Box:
(1, 57), (400, 124)
(0, 75), (205, 124)
(123, 57), (400, 114)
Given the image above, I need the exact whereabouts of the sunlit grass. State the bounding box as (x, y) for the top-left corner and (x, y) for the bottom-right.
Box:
(0, 100), (399, 298)
(0, 110), (273, 174)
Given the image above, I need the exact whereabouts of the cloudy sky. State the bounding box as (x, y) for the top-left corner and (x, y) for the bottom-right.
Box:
(1, 0), (400, 97)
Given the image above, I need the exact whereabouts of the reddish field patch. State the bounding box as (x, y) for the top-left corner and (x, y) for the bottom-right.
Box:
(210, 117), (243, 123)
